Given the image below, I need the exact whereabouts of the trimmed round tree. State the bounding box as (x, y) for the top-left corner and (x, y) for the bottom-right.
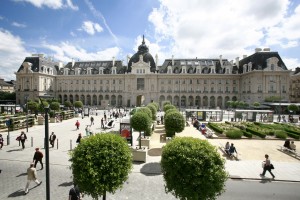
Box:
(74, 101), (83, 109)
(163, 104), (176, 112)
(151, 102), (159, 111)
(147, 104), (157, 121)
(70, 133), (132, 200)
(130, 112), (152, 149)
(50, 102), (60, 111)
(161, 137), (228, 200)
(27, 100), (38, 113)
(64, 101), (72, 109)
(137, 107), (152, 119)
(163, 101), (171, 107)
(288, 104), (299, 114)
(164, 111), (185, 137)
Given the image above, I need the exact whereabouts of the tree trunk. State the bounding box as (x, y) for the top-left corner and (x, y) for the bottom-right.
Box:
(139, 131), (141, 149)
(102, 191), (106, 200)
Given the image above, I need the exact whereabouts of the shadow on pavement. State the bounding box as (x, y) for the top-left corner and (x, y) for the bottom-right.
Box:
(16, 172), (27, 177)
(6, 149), (23, 153)
(259, 178), (273, 184)
(140, 162), (162, 176)
(7, 189), (24, 197)
(59, 181), (73, 187)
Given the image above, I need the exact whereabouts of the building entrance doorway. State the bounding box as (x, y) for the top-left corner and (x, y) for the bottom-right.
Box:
(136, 95), (145, 107)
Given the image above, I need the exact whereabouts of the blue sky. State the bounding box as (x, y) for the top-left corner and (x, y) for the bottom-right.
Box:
(1, 0), (300, 81)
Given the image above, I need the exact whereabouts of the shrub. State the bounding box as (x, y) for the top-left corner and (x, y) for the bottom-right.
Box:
(286, 132), (300, 140)
(246, 127), (266, 138)
(208, 122), (224, 134)
(164, 111), (185, 137)
(242, 130), (252, 138)
(137, 107), (152, 119)
(225, 129), (243, 139)
(161, 137), (228, 200)
(146, 104), (157, 121)
(164, 104), (176, 112)
(274, 130), (287, 139)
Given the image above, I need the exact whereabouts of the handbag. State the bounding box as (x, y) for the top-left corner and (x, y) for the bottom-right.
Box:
(270, 164), (274, 169)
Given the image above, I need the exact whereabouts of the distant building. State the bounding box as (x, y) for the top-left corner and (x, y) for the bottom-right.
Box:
(0, 78), (15, 93)
(15, 37), (291, 109)
(290, 67), (300, 103)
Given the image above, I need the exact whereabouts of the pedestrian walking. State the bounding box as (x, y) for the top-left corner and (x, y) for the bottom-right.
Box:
(49, 132), (56, 148)
(33, 148), (44, 170)
(104, 112), (107, 121)
(18, 131), (27, 149)
(0, 134), (4, 150)
(101, 118), (104, 129)
(90, 116), (94, 126)
(24, 163), (42, 195)
(260, 154), (275, 179)
(76, 133), (82, 144)
(68, 182), (82, 200)
(85, 125), (90, 136)
(75, 120), (80, 130)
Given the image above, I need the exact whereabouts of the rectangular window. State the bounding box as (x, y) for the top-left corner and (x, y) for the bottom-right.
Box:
(137, 78), (145, 90)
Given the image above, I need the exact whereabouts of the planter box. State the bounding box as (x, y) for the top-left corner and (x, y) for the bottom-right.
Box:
(131, 147), (148, 162)
(160, 134), (166, 143)
(37, 116), (44, 125)
(50, 118), (56, 123)
(141, 137), (151, 148)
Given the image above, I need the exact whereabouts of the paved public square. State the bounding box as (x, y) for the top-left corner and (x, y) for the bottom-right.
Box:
(0, 110), (300, 199)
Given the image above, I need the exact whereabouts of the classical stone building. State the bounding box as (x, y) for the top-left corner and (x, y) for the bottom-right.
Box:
(15, 38), (291, 109)
(290, 67), (300, 103)
(0, 78), (15, 93)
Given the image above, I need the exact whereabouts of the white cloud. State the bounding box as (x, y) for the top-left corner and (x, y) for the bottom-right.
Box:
(282, 57), (300, 70)
(81, 21), (103, 35)
(14, 0), (78, 10)
(148, 0), (291, 60)
(0, 29), (29, 80)
(70, 31), (76, 37)
(42, 41), (120, 62)
(12, 22), (27, 28)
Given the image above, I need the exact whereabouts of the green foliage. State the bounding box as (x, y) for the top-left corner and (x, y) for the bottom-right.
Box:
(246, 127), (266, 138)
(208, 123), (224, 134)
(225, 129), (243, 139)
(163, 104), (176, 112)
(131, 112), (152, 148)
(274, 130), (287, 139)
(74, 101), (83, 108)
(49, 110), (55, 118)
(242, 130), (252, 138)
(161, 137), (228, 200)
(288, 104), (299, 113)
(151, 102), (159, 111)
(165, 108), (178, 115)
(164, 111), (185, 137)
(38, 101), (49, 113)
(129, 108), (137, 115)
(64, 101), (72, 108)
(27, 100), (38, 112)
(163, 101), (171, 107)
(50, 102), (60, 111)
(264, 96), (281, 102)
(137, 107), (152, 119)
(253, 102), (260, 107)
(0, 91), (15, 100)
(70, 134), (132, 199)
(146, 104), (157, 121)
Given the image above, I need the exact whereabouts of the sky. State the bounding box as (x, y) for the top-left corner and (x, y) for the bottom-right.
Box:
(1, 0), (300, 81)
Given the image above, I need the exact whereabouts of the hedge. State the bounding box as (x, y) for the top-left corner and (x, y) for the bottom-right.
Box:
(286, 132), (300, 140)
(207, 123), (224, 134)
(246, 127), (266, 138)
(274, 130), (287, 139)
(242, 130), (252, 138)
(225, 129), (243, 139)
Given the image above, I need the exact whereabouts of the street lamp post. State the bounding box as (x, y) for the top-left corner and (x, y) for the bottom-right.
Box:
(25, 96), (29, 132)
(39, 95), (53, 200)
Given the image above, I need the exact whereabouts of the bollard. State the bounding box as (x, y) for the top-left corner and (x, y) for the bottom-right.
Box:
(57, 139), (58, 150)
(7, 134), (10, 145)
(19, 140), (20, 146)
(31, 137), (33, 147)
(70, 140), (72, 151)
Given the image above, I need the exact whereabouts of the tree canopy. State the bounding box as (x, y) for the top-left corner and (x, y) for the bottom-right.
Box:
(74, 101), (83, 108)
(146, 104), (157, 121)
(64, 101), (72, 108)
(70, 134), (132, 200)
(50, 102), (60, 111)
(164, 110), (185, 137)
(130, 111), (152, 148)
(288, 104), (299, 113)
(161, 137), (228, 200)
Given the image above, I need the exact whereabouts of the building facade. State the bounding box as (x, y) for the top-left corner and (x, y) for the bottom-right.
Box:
(15, 38), (292, 108)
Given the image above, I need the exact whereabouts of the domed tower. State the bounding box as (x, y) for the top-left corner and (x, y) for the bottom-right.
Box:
(127, 35), (156, 73)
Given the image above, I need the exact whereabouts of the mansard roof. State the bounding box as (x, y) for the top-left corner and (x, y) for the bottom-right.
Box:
(238, 51), (287, 73)
(17, 56), (59, 74)
(59, 60), (126, 75)
(159, 58), (239, 74)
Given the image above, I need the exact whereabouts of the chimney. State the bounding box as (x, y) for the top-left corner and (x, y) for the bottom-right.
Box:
(112, 56), (115, 66)
(219, 55), (223, 67)
(255, 48), (262, 53)
(235, 57), (239, 68)
(263, 48), (270, 52)
(172, 55), (174, 66)
(71, 58), (75, 67)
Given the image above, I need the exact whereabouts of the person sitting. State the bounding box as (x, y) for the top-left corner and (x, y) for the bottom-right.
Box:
(225, 142), (230, 155)
(228, 143), (237, 157)
(283, 139), (291, 150)
(290, 141), (296, 151)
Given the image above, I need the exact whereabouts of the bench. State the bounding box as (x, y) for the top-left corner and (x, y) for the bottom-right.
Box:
(218, 143), (240, 161)
(278, 145), (299, 158)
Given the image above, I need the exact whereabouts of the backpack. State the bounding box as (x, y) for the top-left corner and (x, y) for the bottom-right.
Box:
(39, 151), (44, 158)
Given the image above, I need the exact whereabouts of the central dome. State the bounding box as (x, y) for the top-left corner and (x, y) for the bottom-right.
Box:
(127, 36), (156, 73)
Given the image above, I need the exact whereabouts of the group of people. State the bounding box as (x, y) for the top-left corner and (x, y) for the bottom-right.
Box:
(283, 139), (296, 151)
(224, 142), (238, 158)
